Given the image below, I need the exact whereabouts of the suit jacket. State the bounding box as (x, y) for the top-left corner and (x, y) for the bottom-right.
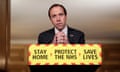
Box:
(38, 27), (85, 44)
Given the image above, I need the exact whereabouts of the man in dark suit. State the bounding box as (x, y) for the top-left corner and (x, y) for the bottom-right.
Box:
(30, 4), (100, 72)
(38, 3), (85, 44)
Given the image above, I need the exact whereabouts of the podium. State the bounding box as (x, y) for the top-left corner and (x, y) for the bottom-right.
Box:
(28, 44), (102, 72)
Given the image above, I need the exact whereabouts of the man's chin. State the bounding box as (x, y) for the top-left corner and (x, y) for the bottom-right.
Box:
(57, 28), (63, 31)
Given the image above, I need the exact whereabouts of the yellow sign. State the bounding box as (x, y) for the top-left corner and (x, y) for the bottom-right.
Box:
(28, 44), (102, 65)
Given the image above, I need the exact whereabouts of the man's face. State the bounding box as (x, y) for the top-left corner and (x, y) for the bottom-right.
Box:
(49, 6), (67, 31)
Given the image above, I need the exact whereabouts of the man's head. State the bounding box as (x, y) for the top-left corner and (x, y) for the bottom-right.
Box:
(48, 4), (67, 31)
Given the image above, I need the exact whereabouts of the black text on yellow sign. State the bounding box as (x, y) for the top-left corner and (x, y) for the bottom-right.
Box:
(28, 44), (102, 65)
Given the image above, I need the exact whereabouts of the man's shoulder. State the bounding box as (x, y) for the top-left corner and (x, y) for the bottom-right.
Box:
(68, 27), (84, 34)
(39, 28), (54, 36)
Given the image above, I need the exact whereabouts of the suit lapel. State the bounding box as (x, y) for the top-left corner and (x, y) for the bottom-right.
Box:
(68, 27), (75, 43)
(48, 28), (55, 43)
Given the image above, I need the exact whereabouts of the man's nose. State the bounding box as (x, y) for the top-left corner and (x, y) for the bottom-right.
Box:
(56, 16), (61, 22)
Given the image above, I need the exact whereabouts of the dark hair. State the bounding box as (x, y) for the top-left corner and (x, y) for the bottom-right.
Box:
(48, 4), (67, 18)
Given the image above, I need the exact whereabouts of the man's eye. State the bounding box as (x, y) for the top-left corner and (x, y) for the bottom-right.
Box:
(52, 15), (56, 18)
(59, 13), (64, 16)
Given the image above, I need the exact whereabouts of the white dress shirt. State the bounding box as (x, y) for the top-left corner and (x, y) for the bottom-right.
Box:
(54, 25), (68, 37)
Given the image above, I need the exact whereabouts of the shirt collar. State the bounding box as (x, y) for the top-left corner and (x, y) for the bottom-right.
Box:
(54, 25), (68, 36)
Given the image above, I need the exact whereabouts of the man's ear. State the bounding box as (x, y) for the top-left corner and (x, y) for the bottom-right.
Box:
(65, 15), (67, 21)
(65, 15), (67, 18)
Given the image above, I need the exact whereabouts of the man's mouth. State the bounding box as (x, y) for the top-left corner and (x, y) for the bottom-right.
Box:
(57, 23), (62, 26)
